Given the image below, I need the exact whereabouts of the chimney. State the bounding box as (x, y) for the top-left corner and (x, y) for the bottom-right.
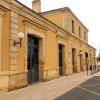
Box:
(32, 0), (41, 13)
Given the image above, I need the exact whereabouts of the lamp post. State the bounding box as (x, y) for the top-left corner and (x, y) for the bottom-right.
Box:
(14, 32), (24, 48)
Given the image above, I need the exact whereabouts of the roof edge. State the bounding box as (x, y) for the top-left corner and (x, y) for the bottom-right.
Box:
(41, 7), (89, 31)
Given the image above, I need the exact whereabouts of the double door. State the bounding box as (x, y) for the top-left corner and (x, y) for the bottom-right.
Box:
(59, 45), (63, 76)
(72, 48), (77, 73)
(27, 35), (39, 84)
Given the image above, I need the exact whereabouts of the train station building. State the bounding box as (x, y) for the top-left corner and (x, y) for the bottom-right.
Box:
(0, 0), (96, 92)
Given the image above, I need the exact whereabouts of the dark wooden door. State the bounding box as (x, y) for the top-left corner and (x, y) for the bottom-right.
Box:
(27, 35), (39, 84)
(59, 45), (63, 76)
(72, 48), (76, 73)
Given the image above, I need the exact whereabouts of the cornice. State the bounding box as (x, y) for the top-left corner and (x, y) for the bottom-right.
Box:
(23, 19), (48, 32)
(0, 0), (11, 10)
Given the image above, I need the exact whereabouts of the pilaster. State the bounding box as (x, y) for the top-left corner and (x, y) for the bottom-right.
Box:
(10, 11), (19, 71)
(67, 45), (73, 74)
(0, 11), (4, 71)
(82, 52), (87, 71)
(76, 50), (81, 72)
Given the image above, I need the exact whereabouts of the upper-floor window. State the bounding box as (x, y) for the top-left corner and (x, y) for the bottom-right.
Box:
(72, 20), (75, 33)
(84, 32), (86, 41)
(79, 27), (81, 38)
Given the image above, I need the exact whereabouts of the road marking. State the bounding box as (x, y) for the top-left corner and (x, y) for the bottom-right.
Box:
(77, 86), (100, 96)
(80, 84), (100, 87)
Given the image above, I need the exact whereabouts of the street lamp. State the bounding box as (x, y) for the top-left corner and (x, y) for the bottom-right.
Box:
(14, 32), (24, 48)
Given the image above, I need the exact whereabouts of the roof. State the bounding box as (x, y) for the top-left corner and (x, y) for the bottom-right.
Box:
(41, 7), (71, 14)
(41, 7), (88, 31)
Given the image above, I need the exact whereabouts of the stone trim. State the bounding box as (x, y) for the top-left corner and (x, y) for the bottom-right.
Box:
(10, 11), (19, 71)
(25, 24), (46, 82)
(0, 70), (27, 76)
(40, 68), (59, 81)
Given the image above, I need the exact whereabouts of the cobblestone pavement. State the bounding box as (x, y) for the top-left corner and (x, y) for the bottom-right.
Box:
(0, 71), (100, 100)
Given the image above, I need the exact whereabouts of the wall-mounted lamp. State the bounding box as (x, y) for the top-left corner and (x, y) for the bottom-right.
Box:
(14, 32), (24, 48)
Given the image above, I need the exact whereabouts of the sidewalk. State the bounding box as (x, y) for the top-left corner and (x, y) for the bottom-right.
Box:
(0, 71), (100, 100)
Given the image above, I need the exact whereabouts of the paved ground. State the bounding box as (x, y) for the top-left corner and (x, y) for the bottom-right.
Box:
(55, 76), (100, 100)
(0, 71), (100, 100)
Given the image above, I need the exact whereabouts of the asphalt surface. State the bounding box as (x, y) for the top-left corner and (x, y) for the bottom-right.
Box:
(55, 76), (100, 100)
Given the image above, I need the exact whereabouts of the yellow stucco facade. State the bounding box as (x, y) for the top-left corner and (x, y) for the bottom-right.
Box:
(0, 0), (96, 93)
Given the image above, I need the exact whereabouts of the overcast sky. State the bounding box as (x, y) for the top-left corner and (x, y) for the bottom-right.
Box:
(18, 0), (100, 56)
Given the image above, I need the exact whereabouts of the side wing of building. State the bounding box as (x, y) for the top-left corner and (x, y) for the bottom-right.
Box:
(41, 7), (88, 43)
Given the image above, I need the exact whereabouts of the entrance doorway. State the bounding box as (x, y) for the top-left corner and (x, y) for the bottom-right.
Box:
(59, 44), (63, 76)
(72, 48), (76, 73)
(27, 35), (39, 84)
(85, 52), (88, 70)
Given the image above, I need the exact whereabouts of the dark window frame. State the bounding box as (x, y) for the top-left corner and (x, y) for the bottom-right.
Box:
(84, 32), (86, 41)
(79, 27), (81, 38)
(72, 20), (75, 34)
